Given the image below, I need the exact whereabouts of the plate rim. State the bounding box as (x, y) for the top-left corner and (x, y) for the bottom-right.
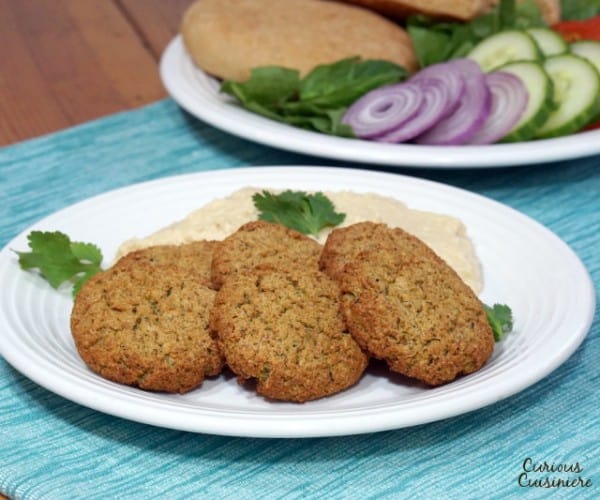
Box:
(0, 166), (595, 438)
(160, 36), (600, 170)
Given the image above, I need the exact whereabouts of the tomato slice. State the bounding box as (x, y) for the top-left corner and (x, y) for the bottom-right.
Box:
(584, 120), (600, 131)
(553, 16), (600, 42)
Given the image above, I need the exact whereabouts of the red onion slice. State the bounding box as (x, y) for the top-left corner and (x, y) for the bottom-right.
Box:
(409, 60), (466, 117)
(467, 71), (529, 145)
(342, 83), (424, 138)
(415, 59), (492, 145)
(375, 79), (453, 143)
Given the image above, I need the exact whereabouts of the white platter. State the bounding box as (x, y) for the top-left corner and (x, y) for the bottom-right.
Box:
(0, 166), (594, 437)
(160, 36), (600, 169)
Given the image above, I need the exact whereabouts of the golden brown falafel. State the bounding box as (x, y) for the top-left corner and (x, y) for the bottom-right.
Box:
(71, 244), (223, 394)
(210, 220), (322, 290)
(334, 224), (493, 385)
(210, 269), (368, 402)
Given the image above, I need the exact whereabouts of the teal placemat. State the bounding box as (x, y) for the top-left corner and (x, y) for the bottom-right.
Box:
(1, 99), (598, 499)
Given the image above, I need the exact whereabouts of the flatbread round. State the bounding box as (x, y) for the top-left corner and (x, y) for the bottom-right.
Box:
(181, 0), (418, 81)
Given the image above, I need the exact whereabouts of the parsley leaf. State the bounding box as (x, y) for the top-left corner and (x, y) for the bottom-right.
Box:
(252, 190), (346, 236)
(15, 231), (103, 297)
(483, 303), (514, 341)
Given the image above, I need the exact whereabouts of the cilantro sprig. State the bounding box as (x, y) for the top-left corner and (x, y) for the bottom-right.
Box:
(252, 190), (346, 236)
(484, 303), (514, 341)
(15, 231), (104, 296)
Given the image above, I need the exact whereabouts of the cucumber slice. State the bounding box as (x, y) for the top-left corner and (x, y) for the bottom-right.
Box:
(526, 28), (568, 56)
(535, 54), (600, 139)
(497, 61), (554, 142)
(468, 30), (541, 72)
(570, 42), (600, 123)
(570, 41), (600, 74)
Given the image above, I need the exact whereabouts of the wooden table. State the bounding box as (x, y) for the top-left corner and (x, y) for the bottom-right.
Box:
(1, 2), (195, 498)
(0, 0), (196, 147)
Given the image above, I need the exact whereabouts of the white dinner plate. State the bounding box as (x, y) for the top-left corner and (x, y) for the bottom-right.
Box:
(0, 166), (594, 438)
(160, 36), (600, 169)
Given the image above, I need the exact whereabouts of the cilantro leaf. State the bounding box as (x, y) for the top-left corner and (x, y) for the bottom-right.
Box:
(483, 303), (514, 341)
(15, 231), (104, 297)
(252, 190), (346, 236)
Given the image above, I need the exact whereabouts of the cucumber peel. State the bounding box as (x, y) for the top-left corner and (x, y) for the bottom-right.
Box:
(498, 61), (554, 142)
(570, 40), (600, 74)
(535, 54), (600, 139)
(468, 30), (541, 72)
(526, 28), (568, 57)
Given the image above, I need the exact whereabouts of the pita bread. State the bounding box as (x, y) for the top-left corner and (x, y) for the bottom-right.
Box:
(181, 0), (418, 82)
(338, 0), (560, 23)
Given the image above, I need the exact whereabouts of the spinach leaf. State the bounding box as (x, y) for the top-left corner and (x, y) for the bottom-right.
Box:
(220, 57), (407, 136)
(407, 0), (545, 67)
(299, 58), (407, 106)
(560, 0), (600, 21)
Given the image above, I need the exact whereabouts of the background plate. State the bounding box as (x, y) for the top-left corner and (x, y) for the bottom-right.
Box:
(0, 166), (594, 437)
(160, 36), (600, 169)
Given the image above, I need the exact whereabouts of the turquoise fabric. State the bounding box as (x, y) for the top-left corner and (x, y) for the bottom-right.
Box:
(1, 100), (598, 499)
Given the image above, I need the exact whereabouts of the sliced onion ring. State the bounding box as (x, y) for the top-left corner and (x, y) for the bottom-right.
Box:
(341, 82), (424, 138)
(415, 59), (492, 145)
(376, 80), (454, 143)
(409, 60), (466, 117)
(467, 71), (529, 145)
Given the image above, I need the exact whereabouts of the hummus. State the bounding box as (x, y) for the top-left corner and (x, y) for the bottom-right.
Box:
(117, 187), (483, 293)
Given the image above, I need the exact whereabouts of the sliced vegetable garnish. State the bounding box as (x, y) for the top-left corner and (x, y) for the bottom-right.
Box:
(468, 71), (528, 144)
(526, 27), (568, 56)
(409, 59), (466, 116)
(376, 80), (454, 143)
(569, 40), (600, 73)
(535, 53), (600, 138)
(343, 59), (474, 143)
(467, 29), (541, 72)
(341, 82), (424, 138)
(496, 60), (555, 142)
(415, 59), (492, 145)
(553, 15), (600, 41)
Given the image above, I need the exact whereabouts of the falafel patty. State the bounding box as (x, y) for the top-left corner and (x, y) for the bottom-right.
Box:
(336, 225), (494, 386)
(320, 221), (429, 280)
(210, 269), (368, 402)
(115, 240), (218, 286)
(210, 220), (322, 289)
(71, 243), (223, 393)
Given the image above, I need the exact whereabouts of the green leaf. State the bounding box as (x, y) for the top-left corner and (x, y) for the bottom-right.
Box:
(298, 57), (407, 106)
(560, 0), (600, 20)
(221, 66), (300, 111)
(15, 231), (104, 297)
(252, 190), (346, 236)
(220, 57), (407, 136)
(483, 303), (514, 341)
(407, 0), (545, 67)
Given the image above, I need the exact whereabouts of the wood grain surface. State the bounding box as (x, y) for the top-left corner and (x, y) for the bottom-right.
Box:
(0, 0), (195, 146)
(0, 2), (194, 498)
